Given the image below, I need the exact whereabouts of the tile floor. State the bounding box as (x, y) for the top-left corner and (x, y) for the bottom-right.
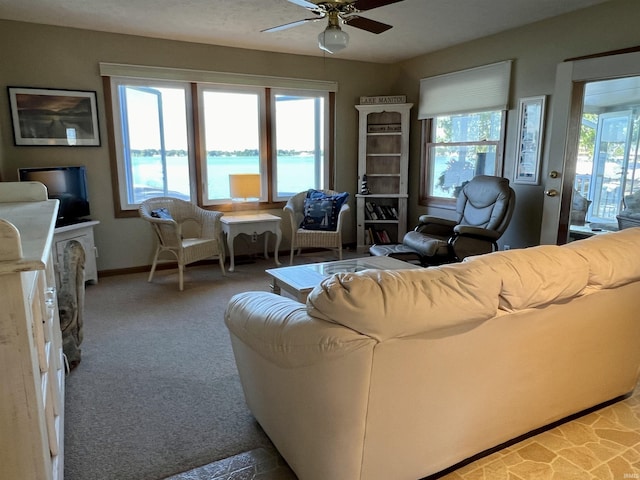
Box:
(164, 446), (296, 480)
(167, 385), (640, 480)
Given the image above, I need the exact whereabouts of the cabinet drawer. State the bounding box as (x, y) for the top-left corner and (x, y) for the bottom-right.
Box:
(43, 371), (59, 457)
(31, 294), (49, 373)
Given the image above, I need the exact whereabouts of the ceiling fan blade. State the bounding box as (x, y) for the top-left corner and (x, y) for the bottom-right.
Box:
(287, 0), (320, 10)
(261, 17), (322, 33)
(353, 0), (404, 11)
(344, 15), (393, 34)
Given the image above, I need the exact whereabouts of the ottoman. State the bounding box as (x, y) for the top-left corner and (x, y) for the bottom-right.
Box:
(368, 244), (423, 265)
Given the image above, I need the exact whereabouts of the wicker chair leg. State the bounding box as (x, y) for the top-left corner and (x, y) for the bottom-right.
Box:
(148, 246), (161, 282)
(178, 263), (185, 291)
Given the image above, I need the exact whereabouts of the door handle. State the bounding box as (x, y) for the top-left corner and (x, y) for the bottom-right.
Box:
(544, 189), (558, 197)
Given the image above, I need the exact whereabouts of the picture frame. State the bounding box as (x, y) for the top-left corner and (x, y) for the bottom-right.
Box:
(8, 87), (100, 146)
(514, 95), (546, 184)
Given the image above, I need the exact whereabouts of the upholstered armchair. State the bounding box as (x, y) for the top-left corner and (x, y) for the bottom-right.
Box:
(139, 197), (225, 290)
(402, 175), (515, 265)
(284, 189), (350, 264)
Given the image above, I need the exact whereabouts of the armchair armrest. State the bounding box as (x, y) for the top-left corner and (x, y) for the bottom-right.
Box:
(198, 209), (223, 239)
(283, 201), (302, 236)
(453, 225), (501, 241)
(335, 203), (350, 231)
(415, 215), (457, 237)
(417, 215), (457, 228)
(153, 220), (182, 247)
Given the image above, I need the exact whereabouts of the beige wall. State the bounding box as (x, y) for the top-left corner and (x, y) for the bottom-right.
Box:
(395, 0), (640, 249)
(1, 0), (639, 272)
(0, 20), (393, 271)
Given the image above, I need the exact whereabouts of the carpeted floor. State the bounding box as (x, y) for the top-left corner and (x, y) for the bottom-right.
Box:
(64, 250), (352, 480)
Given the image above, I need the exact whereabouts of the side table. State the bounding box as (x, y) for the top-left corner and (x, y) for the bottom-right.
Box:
(221, 214), (282, 272)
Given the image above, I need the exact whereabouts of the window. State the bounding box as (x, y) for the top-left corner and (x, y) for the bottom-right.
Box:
(198, 86), (265, 204)
(103, 64), (336, 214)
(271, 90), (329, 200)
(111, 79), (194, 208)
(573, 76), (640, 226)
(418, 61), (511, 206)
(423, 111), (506, 203)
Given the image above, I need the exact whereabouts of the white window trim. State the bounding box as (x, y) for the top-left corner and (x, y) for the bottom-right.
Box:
(100, 62), (338, 92)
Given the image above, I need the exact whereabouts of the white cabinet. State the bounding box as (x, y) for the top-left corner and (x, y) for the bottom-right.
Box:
(54, 220), (99, 285)
(0, 183), (65, 480)
(355, 103), (412, 252)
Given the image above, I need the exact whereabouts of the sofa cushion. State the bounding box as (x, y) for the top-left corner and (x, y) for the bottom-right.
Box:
(307, 262), (502, 341)
(565, 227), (640, 288)
(463, 245), (589, 312)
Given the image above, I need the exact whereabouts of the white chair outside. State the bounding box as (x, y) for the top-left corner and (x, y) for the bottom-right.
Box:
(139, 197), (225, 290)
(284, 189), (350, 265)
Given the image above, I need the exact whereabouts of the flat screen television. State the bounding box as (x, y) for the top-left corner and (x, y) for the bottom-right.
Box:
(18, 166), (91, 226)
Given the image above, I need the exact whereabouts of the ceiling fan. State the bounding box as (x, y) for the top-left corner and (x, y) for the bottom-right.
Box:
(262, 0), (405, 54)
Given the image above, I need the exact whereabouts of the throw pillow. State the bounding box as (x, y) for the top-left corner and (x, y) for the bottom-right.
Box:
(150, 207), (173, 220)
(300, 190), (349, 231)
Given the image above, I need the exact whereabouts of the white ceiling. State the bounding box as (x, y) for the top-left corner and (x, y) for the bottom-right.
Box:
(0, 0), (613, 64)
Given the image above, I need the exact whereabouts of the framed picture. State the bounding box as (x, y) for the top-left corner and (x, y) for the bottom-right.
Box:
(8, 87), (100, 146)
(514, 95), (546, 184)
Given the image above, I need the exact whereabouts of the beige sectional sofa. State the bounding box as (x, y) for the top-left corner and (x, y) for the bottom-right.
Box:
(224, 227), (640, 480)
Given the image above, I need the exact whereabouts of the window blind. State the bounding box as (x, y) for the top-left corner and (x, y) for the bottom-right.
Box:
(418, 60), (512, 119)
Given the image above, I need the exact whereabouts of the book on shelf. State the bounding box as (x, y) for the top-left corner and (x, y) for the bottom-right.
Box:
(380, 205), (397, 220)
(373, 203), (386, 220)
(367, 227), (392, 245)
(367, 227), (376, 245)
(365, 201), (377, 220)
(379, 229), (391, 244)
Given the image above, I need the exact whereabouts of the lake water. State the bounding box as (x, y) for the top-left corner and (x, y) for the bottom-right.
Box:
(131, 154), (318, 199)
(132, 153), (471, 200)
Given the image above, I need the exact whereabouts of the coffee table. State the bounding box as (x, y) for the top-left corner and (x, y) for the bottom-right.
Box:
(265, 255), (420, 303)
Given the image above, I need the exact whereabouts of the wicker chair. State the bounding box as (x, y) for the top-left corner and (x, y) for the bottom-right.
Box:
(616, 190), (640, 230)
(139, 197), (225, 290)
(284, 189), (350, 264)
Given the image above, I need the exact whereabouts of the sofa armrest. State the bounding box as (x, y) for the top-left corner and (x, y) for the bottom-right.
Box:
(224, 292), (374, 368)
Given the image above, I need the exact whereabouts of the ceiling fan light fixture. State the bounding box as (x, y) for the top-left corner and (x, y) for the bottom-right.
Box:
(318, 25), (349, 54)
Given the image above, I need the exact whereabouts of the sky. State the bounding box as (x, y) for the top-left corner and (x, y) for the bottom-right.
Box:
(126, 86), (320, 152)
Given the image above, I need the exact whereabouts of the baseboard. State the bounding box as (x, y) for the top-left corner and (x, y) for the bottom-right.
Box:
(97, 244), (360, 278)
